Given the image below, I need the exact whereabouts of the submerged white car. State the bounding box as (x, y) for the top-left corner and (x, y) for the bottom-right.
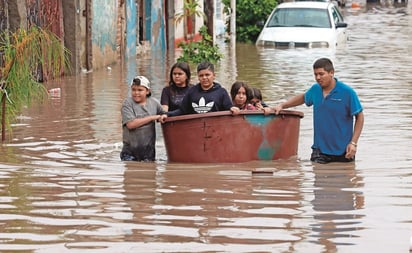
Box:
(256, 1), (348, 48)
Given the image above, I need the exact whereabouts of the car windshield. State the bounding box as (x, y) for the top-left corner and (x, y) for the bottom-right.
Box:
(267, 8), (331, 28)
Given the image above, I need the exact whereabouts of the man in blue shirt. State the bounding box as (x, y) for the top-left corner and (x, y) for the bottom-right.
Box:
(273, 58), (364, 163)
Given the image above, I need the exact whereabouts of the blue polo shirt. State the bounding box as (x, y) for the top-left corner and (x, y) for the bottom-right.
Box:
(304, 78), (363, 156)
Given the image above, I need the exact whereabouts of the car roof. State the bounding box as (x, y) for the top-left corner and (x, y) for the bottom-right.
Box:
(276, 1), (333, 9)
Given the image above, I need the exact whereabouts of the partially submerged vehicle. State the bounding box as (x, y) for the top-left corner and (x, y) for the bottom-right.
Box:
(256, 1), (348, 48)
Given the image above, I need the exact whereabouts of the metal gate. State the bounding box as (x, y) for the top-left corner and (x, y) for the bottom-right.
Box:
(26, 0), (64, 38)
(26, 0), (64, 81)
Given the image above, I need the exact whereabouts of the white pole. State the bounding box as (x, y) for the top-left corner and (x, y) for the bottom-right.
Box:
(230, 0), (236, 43)
(229, 0), (236, 81)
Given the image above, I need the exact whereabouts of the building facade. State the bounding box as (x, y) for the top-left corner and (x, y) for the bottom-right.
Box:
(0, 0), (226, 75)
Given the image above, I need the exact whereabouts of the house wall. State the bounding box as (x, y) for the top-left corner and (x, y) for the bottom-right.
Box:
(173, 0), (205, 46)
(174, 0), (184, 42)
(150, 0), (166, 53)
(195, 0), (205, 33)
(2, 0), (226, 75)
(91, 0), (118, 70)
(125, 0), (137, 59)
(194, 1), (205, 38)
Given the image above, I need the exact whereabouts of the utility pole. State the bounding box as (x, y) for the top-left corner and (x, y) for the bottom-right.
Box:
(230, 0), (236, 43)
(229, 0), (236, 81)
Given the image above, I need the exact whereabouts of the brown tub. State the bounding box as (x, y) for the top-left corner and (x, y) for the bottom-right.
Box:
(161, 110), (304, 163)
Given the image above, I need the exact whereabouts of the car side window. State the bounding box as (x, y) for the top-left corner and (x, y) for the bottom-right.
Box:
(331, 7), (344, 25)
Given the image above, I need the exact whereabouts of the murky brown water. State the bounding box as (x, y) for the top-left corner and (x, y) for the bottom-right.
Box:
(1, 3), (412, 252)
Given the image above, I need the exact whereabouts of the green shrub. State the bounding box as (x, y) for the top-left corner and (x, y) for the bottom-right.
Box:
(177, 26), (222, 64)
(222, 0), (277, 43)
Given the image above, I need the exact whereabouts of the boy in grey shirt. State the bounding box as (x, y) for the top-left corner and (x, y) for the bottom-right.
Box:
(121, 76), (167, 161)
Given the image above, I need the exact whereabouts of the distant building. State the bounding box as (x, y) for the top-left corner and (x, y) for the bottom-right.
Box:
(0, 0), (227, 75)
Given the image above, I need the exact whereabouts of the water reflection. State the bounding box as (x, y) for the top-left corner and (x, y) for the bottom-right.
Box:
(123, 161), (307, 250)
(0, 160), (369, 252)
(310, 163), (364, 252)
(0, 163), (129, 250)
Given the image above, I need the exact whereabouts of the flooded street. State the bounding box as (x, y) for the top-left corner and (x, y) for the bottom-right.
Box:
(1, 2), (412, 252)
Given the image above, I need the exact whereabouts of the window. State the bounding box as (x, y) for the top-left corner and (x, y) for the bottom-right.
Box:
(331, 7), (344, 25)
(267, 8), (331, 28)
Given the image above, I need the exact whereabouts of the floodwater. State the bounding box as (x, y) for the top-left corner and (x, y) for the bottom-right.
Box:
(1, 2), (411, 253)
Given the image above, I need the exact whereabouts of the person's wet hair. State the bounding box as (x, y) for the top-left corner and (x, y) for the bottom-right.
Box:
(230, 81), (252, 101)
(169, 62), (191, 86)
(313, 58), (334, 72)
(197, 62), (214, 73)
(250, 87), (263, 101)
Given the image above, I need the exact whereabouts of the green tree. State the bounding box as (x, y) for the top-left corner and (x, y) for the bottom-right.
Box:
(0, 26), (69, 141)
(222, 0), (277, 43)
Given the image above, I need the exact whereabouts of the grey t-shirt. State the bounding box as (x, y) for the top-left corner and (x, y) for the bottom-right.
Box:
(121, 97), (165, 161)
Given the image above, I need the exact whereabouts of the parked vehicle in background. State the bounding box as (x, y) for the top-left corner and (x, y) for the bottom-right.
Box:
(294, 0), (347, 7)
(256, 1), (348, 49)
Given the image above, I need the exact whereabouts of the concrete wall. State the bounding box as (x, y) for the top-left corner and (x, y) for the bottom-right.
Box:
(151, 0), (166, 53)
(173, 0), (227, 46)
(62, 1), (81, 75)
(173, 0), (205, 46)
(4, 0), (225, 74)
(125, 0), (137, 59)
(174, 0), (185, 43)
(7, 0), (27, 31)
(91, 0), (118, 70)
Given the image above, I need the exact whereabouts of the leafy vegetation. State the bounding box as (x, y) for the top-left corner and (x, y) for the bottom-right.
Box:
(177, 26), (222, 64)
(0, 26), (69, 141)
(175, 0), (222, 64)
(222, 0), (278, 43)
